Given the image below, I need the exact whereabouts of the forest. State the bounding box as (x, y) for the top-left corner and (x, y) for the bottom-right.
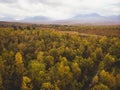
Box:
(0, 23), (120, 90)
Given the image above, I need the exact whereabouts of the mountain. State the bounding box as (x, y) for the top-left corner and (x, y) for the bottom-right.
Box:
(0, 16), (15, 21)
(72, 13), (101, 19)
(21, 16), (51, 23)
(107, 15), (120, 22)
(0, 14), (120, 25)
(49, 13), (119, 25)
(67, 13), (120, 24)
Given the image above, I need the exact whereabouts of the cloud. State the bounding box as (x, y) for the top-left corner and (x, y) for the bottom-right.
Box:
(0, 0), (16, 3)
(0, 0), (120, 20)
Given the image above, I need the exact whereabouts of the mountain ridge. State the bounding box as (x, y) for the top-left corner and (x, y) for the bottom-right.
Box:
(0, 13), (120, 25)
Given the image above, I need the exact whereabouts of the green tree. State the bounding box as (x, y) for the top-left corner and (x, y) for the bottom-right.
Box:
(28, 60), (46, 90)
(99, 36), (109, 53)
(80, 58), (94, 72)
(44, 55), (54, 69)
(48, 58), (73, 90)
(71, 62), (81, 78)
(103, 53), (115, 69)
(37, 51), (44, 62)
(93, 47), (103, 62)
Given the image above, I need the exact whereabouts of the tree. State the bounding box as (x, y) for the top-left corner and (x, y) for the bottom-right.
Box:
(14, 52), (25, 90)
(15, 52), (25, 74)
(0, 56), (4, 75)
(99, 70), (116, 88)
(109, 37), (120, 58)
(1, 51), (15, 90)
(49, 48), (59, 62)
(21, 76), (33, 90)
(18, 43), (26, 52)
(26, 26), (31, 30)
(37, 51), (44, 62)
(99, 36), (109, 53)
(91, 83), (110, 90)
(92, 75), (99, 85)
(28, 60), (46, 90)
(82, 45), (91, 58)
(80, 58), (94, 72)
(71, 62), (81, 78)
(41, 82), (53, 90)
(98, 61), (105, 71)
(48, 57), (73, 90)
(103, 53), (115, 69)
(12, 25), (18, 30)
(0, 75), (3, 90)
(0, 56), (4, 89)
(93, 47), (103, 62)
(116, 74), (120, 88)
(44, 55), (54, 69)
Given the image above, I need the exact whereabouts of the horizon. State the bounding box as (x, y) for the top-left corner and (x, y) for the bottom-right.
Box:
(0, 0), (120, 21)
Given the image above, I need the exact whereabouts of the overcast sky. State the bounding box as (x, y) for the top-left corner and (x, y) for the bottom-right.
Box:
(0, 0), (120, 20)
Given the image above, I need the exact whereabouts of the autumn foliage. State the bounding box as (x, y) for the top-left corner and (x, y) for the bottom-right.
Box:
(0, 24), (120, 90)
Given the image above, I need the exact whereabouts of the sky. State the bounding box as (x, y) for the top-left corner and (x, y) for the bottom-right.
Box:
(0, 0), (120, 20)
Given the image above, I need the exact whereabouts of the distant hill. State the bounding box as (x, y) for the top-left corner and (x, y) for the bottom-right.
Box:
(21, 16), (51, 22)
(50, 13), (120, 25)
(0, 13), (120, 25)
(0, 17), (15, 21)
(72, 13), (101, 18)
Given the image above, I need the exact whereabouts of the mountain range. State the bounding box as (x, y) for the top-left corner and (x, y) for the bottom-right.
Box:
(0, 13), (120, 25)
